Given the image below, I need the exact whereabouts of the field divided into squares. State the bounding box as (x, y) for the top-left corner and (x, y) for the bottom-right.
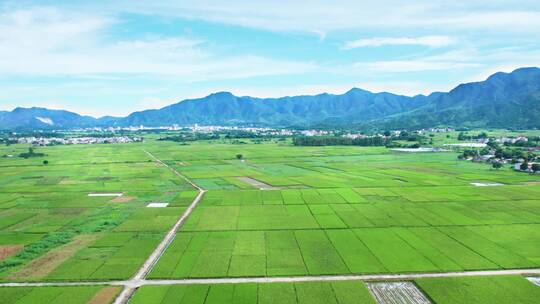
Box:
(147, 142), (540, 280)
(415, 275), (540, 304)
(129, 275), (540, 304)
(0, 143), (198, 282)
(1, 141), (539, 303)
(130, 280), (376, 304)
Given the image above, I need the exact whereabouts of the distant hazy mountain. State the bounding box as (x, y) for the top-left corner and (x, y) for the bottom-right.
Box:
(1, 67), (538, 130)
(0, 107), (102, 130)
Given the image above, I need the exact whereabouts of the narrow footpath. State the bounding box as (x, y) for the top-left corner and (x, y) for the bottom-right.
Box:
(112, 150), (206, 304)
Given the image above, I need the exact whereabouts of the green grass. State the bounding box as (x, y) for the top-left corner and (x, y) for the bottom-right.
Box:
(0, 142), (195, 281)
(416, 275), (540, 304)
(0, 285), (120, 304)
(0, 137), (539, 303)
(129, 281), (375, 304)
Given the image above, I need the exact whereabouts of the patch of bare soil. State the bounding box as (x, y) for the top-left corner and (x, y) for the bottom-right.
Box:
(87, 287), (121, 304)
(110, 196), (135, 203)
(0, 245), (23, 261)
(522, 181), (540, 185)
(237, 176), (283, 190)
(8, 234), (98, 280)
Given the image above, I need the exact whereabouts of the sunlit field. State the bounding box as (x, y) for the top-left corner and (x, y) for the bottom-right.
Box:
(0, 138), (538, 303)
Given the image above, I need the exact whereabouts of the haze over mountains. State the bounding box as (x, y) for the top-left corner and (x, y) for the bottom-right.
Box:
(1, 67), (539, 130)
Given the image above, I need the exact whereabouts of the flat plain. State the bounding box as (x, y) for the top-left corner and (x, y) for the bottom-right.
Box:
(0, 138), (539, 303)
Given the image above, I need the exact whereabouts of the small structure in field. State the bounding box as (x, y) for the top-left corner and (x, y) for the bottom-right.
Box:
(470, 182), (503, 187)
(147, 202), (169, 208)
(391, 147), (449, 153)
(88, 193), (123, 197)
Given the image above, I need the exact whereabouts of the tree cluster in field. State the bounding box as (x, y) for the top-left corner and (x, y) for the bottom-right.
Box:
(158, 133), (220, 142)
(457, 131), (488, 141)
(494, 148), (536, 161)
(459, 146), (536, 162)
(391, 131), (427, 143)
(457, 138), (539, 172)
(18, 147), (45, 159)
(292, 136), (390, 146)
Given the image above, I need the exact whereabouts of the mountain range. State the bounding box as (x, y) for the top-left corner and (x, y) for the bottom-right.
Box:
(1, 67), (539, 130)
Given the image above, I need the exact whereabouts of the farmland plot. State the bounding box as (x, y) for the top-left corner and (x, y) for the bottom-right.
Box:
(0, 143), (195, 282)
(130, 281), (375, 304)
(1, 139), (539, 304)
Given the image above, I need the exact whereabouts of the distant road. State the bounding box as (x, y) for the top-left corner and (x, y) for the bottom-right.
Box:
(1, 268), (539, 288)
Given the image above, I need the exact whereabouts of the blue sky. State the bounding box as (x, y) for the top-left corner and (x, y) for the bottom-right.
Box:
(1, 0), (540, 117)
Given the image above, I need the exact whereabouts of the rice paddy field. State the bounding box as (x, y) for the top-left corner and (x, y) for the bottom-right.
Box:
(0, 143), (197, 282)
(0, 285), (121, 304)
(0, 138), (539, 303)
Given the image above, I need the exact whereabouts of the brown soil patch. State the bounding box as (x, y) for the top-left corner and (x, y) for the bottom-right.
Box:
(0, 245), (23, 261)
(110, 196), (135, 203)
(87, 286), (121, 304)
(522, 181), (540, 185)
(8, 234), (98, 280)
(237, 176), (283, 190)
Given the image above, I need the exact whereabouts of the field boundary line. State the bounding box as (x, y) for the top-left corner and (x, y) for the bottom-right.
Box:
(2, 268), (540, 288)
(113, 150), (206, 304)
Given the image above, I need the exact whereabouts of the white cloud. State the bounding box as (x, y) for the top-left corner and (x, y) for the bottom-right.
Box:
(0, 7), (316, 79)
(114, 1), (540, 34)
(343, 36), (454, 49)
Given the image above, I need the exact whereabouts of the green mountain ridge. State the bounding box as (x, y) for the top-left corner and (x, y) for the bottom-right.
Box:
(1, 67), (539, 130)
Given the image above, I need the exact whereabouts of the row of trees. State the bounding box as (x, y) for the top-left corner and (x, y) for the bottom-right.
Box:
(292, 136), (390, 147)
(158, 133), (220, 142)
(457, 132), (488, 141)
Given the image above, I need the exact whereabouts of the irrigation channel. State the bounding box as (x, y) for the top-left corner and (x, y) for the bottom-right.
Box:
(0, 151), (538, 303)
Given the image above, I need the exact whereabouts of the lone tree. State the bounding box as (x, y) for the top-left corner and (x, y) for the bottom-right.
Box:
(520, 161), (529, 171)
(43, 160), (49, 165)
(236, 154), (243, 160)
(492, 162), (503, 170)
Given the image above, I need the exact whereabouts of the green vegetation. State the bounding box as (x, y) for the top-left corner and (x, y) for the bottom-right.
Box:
(130, 281), (375, 304)
(416, 275), (540, 304)
(0, 285), (121, 304)
(293, 135), (390, 146)
(0, 142), (196, 281)
(18, 147), (45, 159)
(0, 131), (538, 303)
(0, 232), (73, 273)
